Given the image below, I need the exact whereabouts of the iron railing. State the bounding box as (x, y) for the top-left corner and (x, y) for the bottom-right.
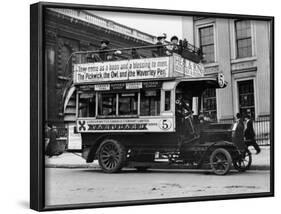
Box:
(220, 116), (271, 146)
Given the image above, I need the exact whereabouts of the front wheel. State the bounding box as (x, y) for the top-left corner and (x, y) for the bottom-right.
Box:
(210, 148), (232, 175)
(98, 139), (126, 173)
(233, 149), (252, 172)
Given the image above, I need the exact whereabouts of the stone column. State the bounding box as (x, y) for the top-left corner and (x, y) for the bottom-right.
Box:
(45, 30), (57, 122)
(215, 19), (234, 121)
(255, 20), (271, 117)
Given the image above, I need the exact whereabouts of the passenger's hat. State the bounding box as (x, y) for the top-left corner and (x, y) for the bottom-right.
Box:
(157, 33), (167, 40)
(170, 35), (179, 41)
(100, 39), (110, 45)
(236, 113), (241, 119)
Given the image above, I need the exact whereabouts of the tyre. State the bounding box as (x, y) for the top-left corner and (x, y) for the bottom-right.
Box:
(210, 148), (232, 175)
(98, 139), (126, 173)
(233, 149), (252, 172)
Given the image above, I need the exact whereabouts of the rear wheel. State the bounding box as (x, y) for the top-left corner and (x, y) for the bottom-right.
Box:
(233, 149), (252, 172)
(210, 148), (232, 175)
(98, 139), (126, 173)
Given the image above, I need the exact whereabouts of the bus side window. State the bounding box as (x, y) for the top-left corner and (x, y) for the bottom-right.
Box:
(164, 91), (171, 111)
(98, 93), (116, 116)
(118, 92), (138, 115)
(78, 93), (96, 117)
(140, 90), (160, 116)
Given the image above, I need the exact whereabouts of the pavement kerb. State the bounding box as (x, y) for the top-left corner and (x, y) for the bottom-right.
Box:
(45, 164), (99, 169)
(45, 161), (270, 171)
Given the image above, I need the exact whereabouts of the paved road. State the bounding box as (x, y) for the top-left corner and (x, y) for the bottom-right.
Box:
(45, 168), (271, 206)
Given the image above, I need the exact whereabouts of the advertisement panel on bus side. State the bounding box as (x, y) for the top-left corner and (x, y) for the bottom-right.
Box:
(73, 54), (205, 84)
(76, 117), (175, 133)
(73, 57), (170, 84)
(173, 53), (205, 77)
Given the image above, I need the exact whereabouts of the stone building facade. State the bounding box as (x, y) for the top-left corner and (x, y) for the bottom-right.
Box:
(182, 17), (271, 122)
(44, 8), (156, 124)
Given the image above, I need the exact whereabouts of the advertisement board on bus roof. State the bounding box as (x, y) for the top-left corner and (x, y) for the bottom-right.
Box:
(73, 54), (205, 84)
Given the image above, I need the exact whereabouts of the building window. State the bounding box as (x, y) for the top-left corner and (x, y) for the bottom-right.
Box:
(238, 80), (255, 118)
(202, 88), (217, 121)
(199, 26), (215, 63)
(235, 20), (252, 58)
(140, 90), (160, 116)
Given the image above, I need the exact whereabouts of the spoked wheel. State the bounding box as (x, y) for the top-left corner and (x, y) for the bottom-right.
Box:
(233, 149), (252, 172)
(98, 139), (126, 173)
(210, 148), (232, 175)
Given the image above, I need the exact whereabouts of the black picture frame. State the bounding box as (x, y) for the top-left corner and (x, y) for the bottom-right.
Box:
(30, 1), (274, 211)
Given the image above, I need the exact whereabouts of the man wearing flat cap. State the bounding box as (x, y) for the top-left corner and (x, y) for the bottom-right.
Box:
(99, 39), (110, 61)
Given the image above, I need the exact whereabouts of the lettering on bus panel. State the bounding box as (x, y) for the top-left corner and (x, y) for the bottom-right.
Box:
(76, 118), (174, 132)
(78, 81), (163, 92)
(173, 54), (204, 77)
(73, 57), (170, 84)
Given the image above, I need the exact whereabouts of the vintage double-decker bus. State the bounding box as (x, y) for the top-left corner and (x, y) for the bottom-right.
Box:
(63, 44), (251, 175)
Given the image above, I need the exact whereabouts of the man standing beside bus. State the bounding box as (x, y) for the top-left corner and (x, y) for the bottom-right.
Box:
(244, 114), (261, 154)
(45, 125), (60, 158)
(232, 113), (246, 152)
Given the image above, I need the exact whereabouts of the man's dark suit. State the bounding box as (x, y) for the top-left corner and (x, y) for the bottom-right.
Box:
(244, 119), (261, 154)
(99, 46), (110, 61)
(232, 118), (246, 151)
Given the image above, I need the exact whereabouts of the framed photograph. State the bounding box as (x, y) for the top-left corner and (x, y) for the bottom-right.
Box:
(30, 2), (274, 211)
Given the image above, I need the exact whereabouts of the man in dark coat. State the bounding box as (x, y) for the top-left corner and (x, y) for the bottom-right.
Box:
(155, 34), (167, 57)
(244, 114), (261, 154)
(131, 48), (141, 59)
(232, 113), (246, 152)
(45, 125), (61, 158)
(98, 39), (110, 61)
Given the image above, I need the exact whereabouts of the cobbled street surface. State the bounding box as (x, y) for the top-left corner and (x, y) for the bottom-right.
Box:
(45, 168), (270, 206)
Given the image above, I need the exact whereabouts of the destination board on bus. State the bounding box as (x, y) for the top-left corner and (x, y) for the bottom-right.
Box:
(76, 117), (174, 133)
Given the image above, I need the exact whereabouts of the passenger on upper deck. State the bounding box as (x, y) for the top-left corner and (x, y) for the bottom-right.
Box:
(168, 35), (180, 54)
(99, 39), (110, 61)
(131, 48), (141, 59)
(154, 34), (167, 57)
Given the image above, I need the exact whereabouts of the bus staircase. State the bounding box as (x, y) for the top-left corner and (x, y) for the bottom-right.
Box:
(62, 78), (76, 124)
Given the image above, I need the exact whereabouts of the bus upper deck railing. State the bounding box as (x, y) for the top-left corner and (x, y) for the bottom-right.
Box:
(61, 43), (204, 113)
(65, 43), (203, 75)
